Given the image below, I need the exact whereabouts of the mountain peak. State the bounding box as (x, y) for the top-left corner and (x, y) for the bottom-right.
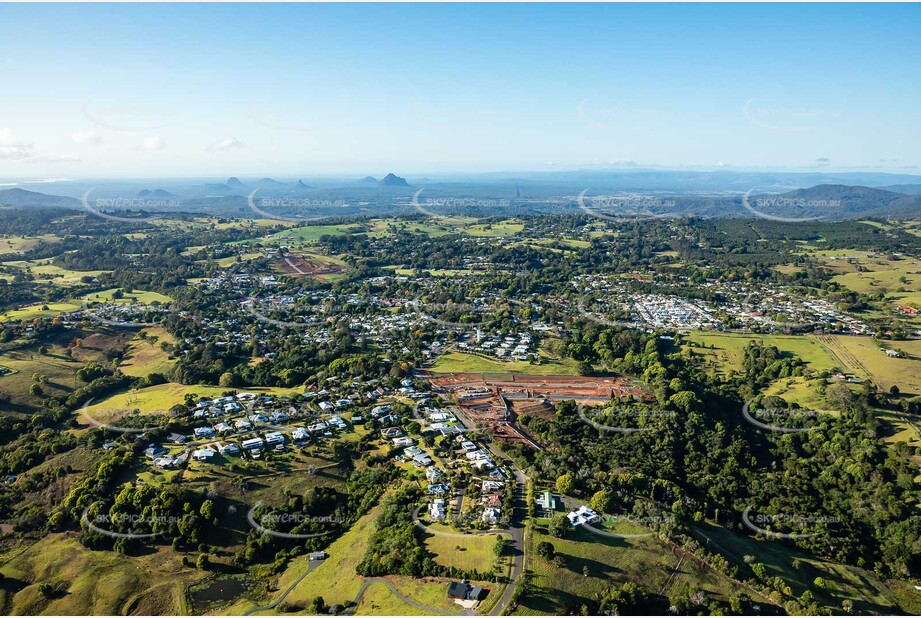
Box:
(378, 173), (410, 187)
(226, 177), (243, 187)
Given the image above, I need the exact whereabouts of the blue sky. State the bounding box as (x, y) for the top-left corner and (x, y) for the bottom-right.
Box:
(0, 3), (919, 177)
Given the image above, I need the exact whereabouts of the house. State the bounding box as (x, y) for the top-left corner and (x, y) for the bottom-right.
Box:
(427, 483), (450, 494)
(393, 436), (415, 447)
(426, 467), (445, 481)
(481, 507), (501, 525)
(168, 433), (188, 444)
(319, 401), (334, 411)
(381, 426), (404, 439)
(885, 349), (901, 358)
(218, 443), (240, 456)
(429, 498), (446, 521)
(535, 490), (560, 514)
(214, 422), (233, 434)
(234, 419), (253, 431)
(309, 551), (326, 561)
(242, 437), (264, 452)
(460, 441), (478, 451)
(567, 505), (601, 527)
(144, 444), (167, 459)
(447, 581), (485, 602)
(194, 427), (215, 439)
(192, 447), (216, 461)
(472, 459), (494, 471)
(264, 431), (284, 446)
(291, 427), (309, 442)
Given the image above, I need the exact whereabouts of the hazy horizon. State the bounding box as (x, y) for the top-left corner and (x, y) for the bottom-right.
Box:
(1, 3), (919, 177)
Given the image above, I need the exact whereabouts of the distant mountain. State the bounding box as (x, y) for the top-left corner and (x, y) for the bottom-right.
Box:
(203, 183), (233, 193)
(358, 176), (379, 185)
(226, 177), (244, 188)
(378, 173), (410, 187)
(138, 188), (174, 198)
(880, 184), (921, 195)
(256, 178), (287, 187)
(0, 188), (81, 210)
(296, 180), (313, 189)
(747, 184), (921, 220)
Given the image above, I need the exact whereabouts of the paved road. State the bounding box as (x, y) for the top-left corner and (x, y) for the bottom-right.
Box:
(243, 557), (325, 615)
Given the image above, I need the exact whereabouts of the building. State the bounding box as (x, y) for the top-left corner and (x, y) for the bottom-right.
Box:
(218, 443), (240, 456)
(535, 490), (560, 515)
(481, 506), (501, 524)
(242, 437), (264, 452)
(447, 581), (485, 602)
(264, 431), (285, 446)
(429, 498), (446, 521)
(192, 447), (216, 461)
(567, 505), (601, 527)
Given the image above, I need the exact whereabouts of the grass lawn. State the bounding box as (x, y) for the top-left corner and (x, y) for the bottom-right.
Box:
(0, 300), (84, 321)
(465, 220), (525, 237)
(0, 343), (82, 411)
(423, 529), (508, 573)
(249, 224), (360, 247)
(0, 534), (206, 615)
(430, 351), (581, 376)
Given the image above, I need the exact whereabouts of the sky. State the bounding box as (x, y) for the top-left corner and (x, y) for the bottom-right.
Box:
(0, 2), (919, 178)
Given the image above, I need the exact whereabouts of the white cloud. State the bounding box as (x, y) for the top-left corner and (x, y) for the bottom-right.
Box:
(815, 157), (831, 167)
(140, 136), (165, 151)
(207, 136), (245, 152)
(69, 130), (103, 145)
(0, 128), (35, 160)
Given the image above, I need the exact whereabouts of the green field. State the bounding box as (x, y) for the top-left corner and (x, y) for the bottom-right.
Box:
(0, 534), (205, 615)
(0, 260), (108, 285)
(684, 332), (842, 377)
(0, 234), (61, 255)
(690, 522), (917, 614)
(430, 351), (581, 376)
(514, 525), (752, 615)
(79, 382), (304, 424)
(823, 335), (921, 396)
(118, 326), (177, 377)
(423, 529), (509, 573)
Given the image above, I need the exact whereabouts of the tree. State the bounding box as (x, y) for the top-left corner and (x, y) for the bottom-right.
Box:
(310, 596), (326, 614)
(548, 514), (570, 538)
(493, 536), (511, 558)
(196, 553), (210, 569)
(556, 473), (575, 495)
(200, 499), (215, 521)
(536, 540), (555, 560)
(590, 488), (614, 514)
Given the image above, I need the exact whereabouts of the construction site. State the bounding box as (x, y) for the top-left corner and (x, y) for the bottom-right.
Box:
(426, 373), (651, 448)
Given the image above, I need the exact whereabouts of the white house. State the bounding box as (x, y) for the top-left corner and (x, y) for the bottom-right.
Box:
(194, 427), (215, 439)
(218, 443), (240, 456)
(429, 499), (446, 521)
(264, 431), (285, 446)
(567, 505), (601, 527)
(192, 447), (216, 461)
(481, 507), (501, 525)
(242, 437), (264, 451)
